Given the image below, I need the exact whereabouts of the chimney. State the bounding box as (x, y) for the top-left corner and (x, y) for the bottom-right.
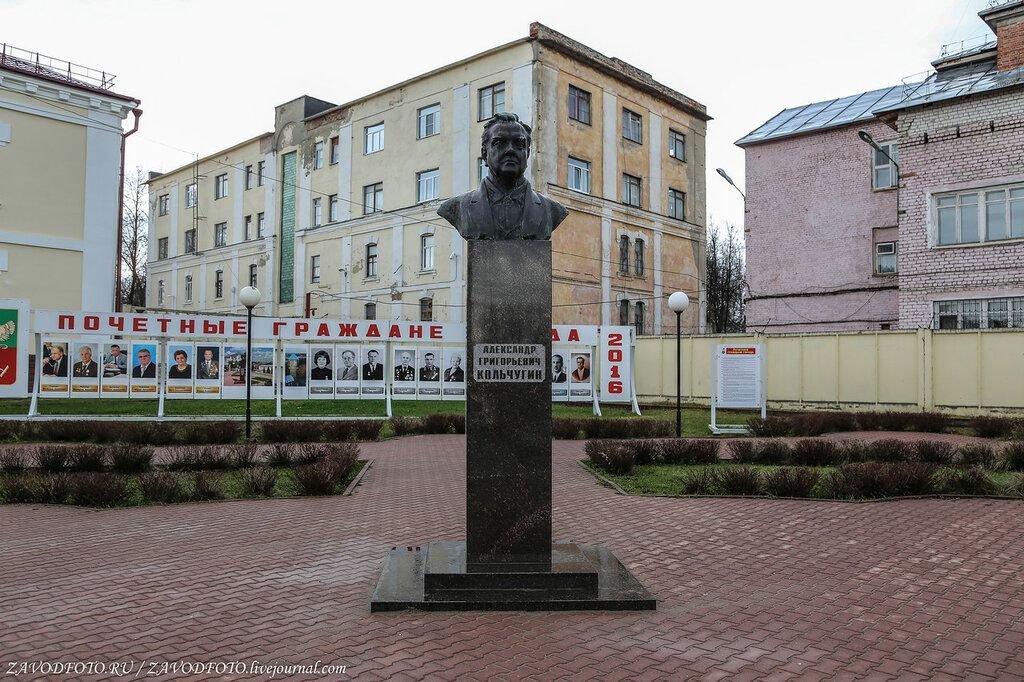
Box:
(980, 0), (1024, 71)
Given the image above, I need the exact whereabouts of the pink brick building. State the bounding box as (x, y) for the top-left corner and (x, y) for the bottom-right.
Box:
(738, 1), (1024, 332)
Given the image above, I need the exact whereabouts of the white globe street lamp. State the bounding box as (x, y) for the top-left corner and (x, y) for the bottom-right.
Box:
(668, 292), (690, 438)
(239, 286), (261, 439)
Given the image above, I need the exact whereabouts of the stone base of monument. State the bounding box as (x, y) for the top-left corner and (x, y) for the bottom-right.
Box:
(370, 541), (656, 612)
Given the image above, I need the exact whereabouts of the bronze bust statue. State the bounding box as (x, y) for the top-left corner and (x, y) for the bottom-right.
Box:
(438, 112), (568, 240)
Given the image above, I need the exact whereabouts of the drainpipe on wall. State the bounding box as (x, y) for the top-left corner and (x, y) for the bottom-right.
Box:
(114, 107), (143, 312)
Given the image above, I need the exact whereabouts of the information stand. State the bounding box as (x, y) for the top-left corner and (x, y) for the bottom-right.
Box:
(710, 344), (766, 434)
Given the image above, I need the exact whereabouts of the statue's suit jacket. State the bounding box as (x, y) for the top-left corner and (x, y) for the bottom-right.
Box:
(437, 180), (568, 240)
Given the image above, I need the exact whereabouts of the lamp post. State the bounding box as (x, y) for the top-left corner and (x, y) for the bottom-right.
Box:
(668, 291), (690, 438)
(715, 168), (745, 199)
(857, 130), (901, 215)
(239, 286), (261, 440)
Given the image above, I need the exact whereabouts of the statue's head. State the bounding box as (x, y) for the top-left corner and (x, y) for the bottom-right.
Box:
(481, 112), (531, 184)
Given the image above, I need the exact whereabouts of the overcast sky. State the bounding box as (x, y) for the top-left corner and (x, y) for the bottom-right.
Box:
(2, 0), (995, 233)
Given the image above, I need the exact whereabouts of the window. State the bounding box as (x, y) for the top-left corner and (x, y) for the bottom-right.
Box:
(421, 233), (435, 271)
(634, 238), (645, 276)
(622, 174), (642, 207)
(478, 82), (505, 120)
(619, 236), (630, 274)
(418, 103), (441, 139)
(244, 215), (252, 240)
(214, 222), (227, 247)
(363, 182), (383, 214)
(872, 142), (898, 189)
(158, 194), (169, 216)
(875, 242), (897, 275)
(329, 136), (340, 164)
(622, 109), (642, 144)
(184, 275), (193, 303)
(257, 161), (265, 186)
(248, 264), (257, 288)
(313, 141), (324, 169)
(634, 301), (645, 336)
(185, 183), (197, 208)
(157, 237), (168, 260)
(568, 85), (591, 125)
(568, 157), (591, 194)
(365, 243), (378, 277)
(329, 194), (339, 222)
(935, 297), (1024, 329)
(619, 299), (629, 326)
(257, 212), (266, 237)
(365, 302), (377, 320)
(364, 122), (384, 154)
(184, 229), (197, 254)
(668, 129), (686, 161)
(417, 169), (439, 203)
(310, 255), (321, 283)
(420, 297), (433, 322)
(214, 173), (227, 199)
(245, 165), (253, 190)
(215, 270), (224, 299)
(479, 157), (489, 183)
(312, 197), (322, 226)
(157, 280), (165, 306)
(933, 185), (1024, 246)
(668, 188), (686, 220)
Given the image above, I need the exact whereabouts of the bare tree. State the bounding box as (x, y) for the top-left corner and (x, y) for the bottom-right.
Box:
(705, 222), (746, 333)
(121, 166), (148, 307)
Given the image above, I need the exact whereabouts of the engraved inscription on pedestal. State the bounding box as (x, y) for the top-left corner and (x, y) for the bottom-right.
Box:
(473, 344), (546, 383)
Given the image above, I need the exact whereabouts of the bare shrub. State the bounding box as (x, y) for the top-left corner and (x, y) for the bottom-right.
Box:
(266, 443), (295, 468)
(868, 439), (913, 463)
(939, 467), (997, 496)
(227, 442), (260, 469)
(681, 467), (720, 495)
(239, 467), (278, 497)
(1001, 441), (1024, 472)
(659, 439), (719, 465)
(109, 444), (154, 474)
(913, 441), (955, 465)
(763, 467), (820, 498)
(36, 446), (69, 473)
(67, 444), (107, 472)
(791, 439), (844, 467)
(0, 448), (27, 473)
(70, 473), (130, 507)
(955, 443), (996, 470)
(139, 472), (183, 503)
(189, 472), (225, 501)
(746, 416), (790, 437)
(720, 465), (762, 496)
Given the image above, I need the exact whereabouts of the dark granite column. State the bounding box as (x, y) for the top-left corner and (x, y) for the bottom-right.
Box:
(465, 240), (552, 571)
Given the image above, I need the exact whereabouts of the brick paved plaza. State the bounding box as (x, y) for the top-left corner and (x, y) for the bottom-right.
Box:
(2, 435), (1023, 680)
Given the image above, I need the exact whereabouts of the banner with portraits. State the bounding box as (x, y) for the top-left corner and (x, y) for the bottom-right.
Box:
(441, 347), (466, 400)
(39, 339), (70, 397)
(248, 346), (275, 399)
(392, 347), (417, 400)
(335, 345), (361, 399)
(100, 341), (130, 398)
(360, 345), (385, 399)
(308, 345), (335, 399)
(282, 346), (308, 399)
(166, 343), (195, 399)
(129, 341), (159, 397)
(70, 340), (101, 397)
(194, 344), (221, 398)
(417, 347), (442, 398)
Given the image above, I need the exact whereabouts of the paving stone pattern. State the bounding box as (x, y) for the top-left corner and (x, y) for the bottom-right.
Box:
(2, 435), (1023, 680)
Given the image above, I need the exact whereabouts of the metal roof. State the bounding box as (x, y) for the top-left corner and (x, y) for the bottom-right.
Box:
(873, 59), (1024, 115)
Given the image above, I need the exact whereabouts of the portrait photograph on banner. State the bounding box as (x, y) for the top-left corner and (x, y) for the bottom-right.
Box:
(283, 345), (308, 399)
(334, 345), (360, 399)
(221, 344), (247, 399)
(360, 345), (385, 398)
(249, 346), (275, 399)
(550, 348), (569, 402)
(166, 343), (195, 399)
(308, 345), (335, 399)
(129, 341), (159, 397)
(441, 347), (466, 399)
(417, 347), (442, 398)
(70, 341), (100, 397)
(100, 341), (129, 398)
(38, 339), (70, 397)
(392, 347), (417, 400)
(194, 344), (221, 398)
(569, 350), (594, 401)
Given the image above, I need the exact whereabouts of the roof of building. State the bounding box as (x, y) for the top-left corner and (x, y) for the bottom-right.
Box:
(873, 58), (1024, 115)
(0, 45), (138, 103)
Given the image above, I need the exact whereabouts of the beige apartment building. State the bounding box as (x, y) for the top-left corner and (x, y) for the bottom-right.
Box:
(0, 45), (140, 311)
(147, 23), (709, 334)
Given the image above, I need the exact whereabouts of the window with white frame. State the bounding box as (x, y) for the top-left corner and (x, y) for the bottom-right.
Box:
(417, 169), (440, 203)
(329, 194), (339, 222)
(421, 233), (435, 271)
(215, 270), (224, 299)
(249, 264), (257, 288)
(329, 136), (340, 164)
(622, 173), (642, 207)
(478, 82), (505, 120)
(875, 241), (897, 274)
(478, 157), (489, 183)
(568, 157), (591, 193)
(622, 109), (642, 144)
(668, 188), (685, 219)
(365, 243), (378, 277)
(184, 229), (197, 254)
(618, 235), (630, 273)
(186, 183), (197, 208)
(365, 302), (377, 320)
(312, 197), (322, 226)
(313, 141), (324, 169)
(214, 222), (227, 247)
(363, 182), (383, 214)
(310, 255), (321, 283)
(257, 212), (266, 237)
(568, 85), (591, 125)
(871, 142), (898, 189)
(158, 194), (169, 216)
(214, 173), (228, 199)
(934, 185), (1024, 246)
(668, 129), (686, 161)
(364, 122), (384, 154)
(420, 297), (433, 322)
(257, 161), (265, 186)
(157, 280), (165, 306)
(934, 296), (1024, 329)
(245, 165), (253, 190)
(157, 238), (168, 260)
(418, 103), (440, 139)
(184, 275), (193, 303)
(634, 238), (645, 276)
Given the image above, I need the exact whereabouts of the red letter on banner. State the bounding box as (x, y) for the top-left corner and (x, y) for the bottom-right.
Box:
(338, 323), (357, 337)
(430, 326), (442, 339)
(58, 315), (75, 330)
(551, 329), (559, 341)
(107, 316), (124, 332)
(157, 318), (172, 333)
(84, 316), (100, 331)
(202, 320), (219, 335)
(273, 321), (286, 336)
(232, 321), (246, 336)
(388, 325), (402, 338)
(294, 322), (309, 337)
(409, 325), (423, 338)
(367, 324), (381, 338)
(133, 318), (148, 333)
(180, 319), (195, 334)
(317, 323), (330, 337)
(568, 329), (580, 342)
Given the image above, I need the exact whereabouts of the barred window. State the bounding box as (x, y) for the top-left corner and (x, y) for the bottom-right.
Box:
(935, 297), (1024, 329)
